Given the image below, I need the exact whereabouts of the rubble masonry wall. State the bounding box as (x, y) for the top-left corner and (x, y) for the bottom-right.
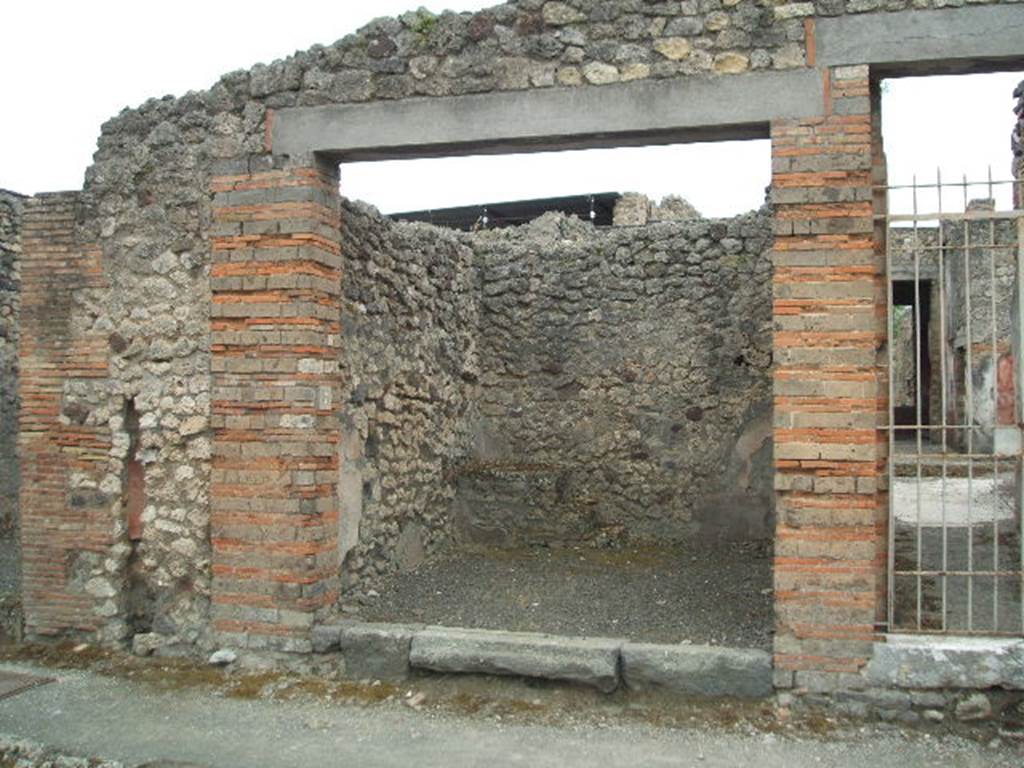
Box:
(336, 202), (480, 591)
(0, 190), (24, 639)
(460, 210), (774, 547)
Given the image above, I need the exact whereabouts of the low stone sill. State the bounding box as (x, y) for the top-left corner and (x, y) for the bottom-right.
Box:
(866, 634), (1024, 690)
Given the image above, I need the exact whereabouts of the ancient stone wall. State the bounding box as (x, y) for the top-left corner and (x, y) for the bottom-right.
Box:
(16, 0), (1014, 675)
(330, 202), (773, 594)
(941, 212), (1019, 451)
(336, 201), (480, 594)
(612, 193), (701, 226)
(0, 190), (24, 639)
(1014, 79), (1023, 207)
(892, 210), (1021, 446)
(458, 210), (774, 547)
(16, 190), (212, 652)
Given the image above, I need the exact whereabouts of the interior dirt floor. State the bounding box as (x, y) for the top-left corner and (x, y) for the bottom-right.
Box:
(355, 540), (774, 650)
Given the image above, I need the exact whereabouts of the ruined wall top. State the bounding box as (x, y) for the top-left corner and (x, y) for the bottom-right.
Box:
(74, 0), (1022, 263)
(89, 1), (1019, 178)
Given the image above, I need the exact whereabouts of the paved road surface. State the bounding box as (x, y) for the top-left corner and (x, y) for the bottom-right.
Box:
(0, 661), (1020, 768)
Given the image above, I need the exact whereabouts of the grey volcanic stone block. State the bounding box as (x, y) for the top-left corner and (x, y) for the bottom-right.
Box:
(817, 6), (1024, 69)
(273, 69), (823, 160)
(864, 636), (1024, 690)
(621, 643), (773, 699)
(338, 622), (419, 681)
(311, 624), (341, 653)
(409, 627), (622, 692)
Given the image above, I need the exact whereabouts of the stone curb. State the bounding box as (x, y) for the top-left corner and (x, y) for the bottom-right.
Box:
(410, 626), (622, 693)
(317, 620), (773, 698)
(864, 636), (1024, 691)
(620, 642), (773, 698)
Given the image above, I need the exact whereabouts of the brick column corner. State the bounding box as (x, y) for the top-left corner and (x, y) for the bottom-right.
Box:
(19, 193), (115, 642)
(770, 64), (888, 689)
(209, 155), (343, 653)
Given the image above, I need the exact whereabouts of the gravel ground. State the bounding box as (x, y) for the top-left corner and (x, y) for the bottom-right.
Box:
(357, 541), (773, 650)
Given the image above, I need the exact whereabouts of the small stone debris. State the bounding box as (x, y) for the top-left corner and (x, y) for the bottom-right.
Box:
(404, 691), (427, 711)
(208, 649), (238, 667)
(131, 633), (163, 657)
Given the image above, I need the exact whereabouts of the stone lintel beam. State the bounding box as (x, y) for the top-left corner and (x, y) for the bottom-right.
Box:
(272, 69), (824, 162)
(817, 6), (1024, 75)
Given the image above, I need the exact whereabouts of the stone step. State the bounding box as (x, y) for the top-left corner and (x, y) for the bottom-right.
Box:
(410, 626), (622, 693)
(314, 620), (773, 698)
(621, 642), (773, 698)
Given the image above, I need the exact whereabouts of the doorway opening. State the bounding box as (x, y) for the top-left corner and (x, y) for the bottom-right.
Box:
(882, 70), (1024, 635)
(333, 140), (775, 650)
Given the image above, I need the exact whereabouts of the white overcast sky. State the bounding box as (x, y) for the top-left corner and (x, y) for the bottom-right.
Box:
(2, 1), (1021, 217)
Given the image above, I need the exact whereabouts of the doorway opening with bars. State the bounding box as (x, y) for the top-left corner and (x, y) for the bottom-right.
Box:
(885, 171), (1024, 636)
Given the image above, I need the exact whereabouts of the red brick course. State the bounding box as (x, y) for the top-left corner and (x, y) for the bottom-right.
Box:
(770, 65), (888, 683)
(19, 193), (113, 640)
(209, 161), (342, 652)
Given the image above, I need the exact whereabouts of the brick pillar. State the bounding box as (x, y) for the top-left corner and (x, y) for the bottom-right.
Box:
(19, 193), (113, 640)
(770, 65), (888, 687)
(209, 158), (342, 653)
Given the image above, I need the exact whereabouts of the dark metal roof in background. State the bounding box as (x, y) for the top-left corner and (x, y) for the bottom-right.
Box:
(389, 192), (622, 231)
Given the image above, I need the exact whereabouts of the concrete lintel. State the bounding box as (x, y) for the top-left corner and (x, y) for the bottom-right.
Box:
(272, 69), (824, 161)
(818, 6), (1024, 74)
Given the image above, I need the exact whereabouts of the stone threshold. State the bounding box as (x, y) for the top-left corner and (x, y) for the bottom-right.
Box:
(312, 620), (772, 699)
(865, 634), (1024, 691)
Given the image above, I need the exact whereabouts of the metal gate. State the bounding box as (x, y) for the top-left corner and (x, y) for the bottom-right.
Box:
(885, 171), (1024, 635)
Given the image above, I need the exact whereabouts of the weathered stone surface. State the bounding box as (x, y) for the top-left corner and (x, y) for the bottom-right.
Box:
(0, 190), (22, 643)
(459, 210), (773, 548)
(338, 621), (419, 681)
(713, 52), (749, 74)
(582, 62), (620, 85)
(311, 624), (341, 654)
(542, 2), (586, 26)
(612, 192), (653, 226)
(0, 737), (124, 768)
(337, 204), (478, 592)
(653, 37), (691, 60)
(619, 62), (651, 81)
(648, 195), (700, 222)
(955, 692), (993, 721)
(864, 637), (1024, 690)
(131, 632), (163, 657)
(704, 12), (731, 32)
(665, 17), (703, 36)
(774, 3), (815, 20)
(1014, 78), (1023, 206)
(834, 688), (911, 711)
(208, 649), (238, 666)
(556, 66), (583, 86)
(409, 626), (622, 692)
(817, 6), (1024, 70)
(910, 691), (948, 708)
(620, 642), (773, 698)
